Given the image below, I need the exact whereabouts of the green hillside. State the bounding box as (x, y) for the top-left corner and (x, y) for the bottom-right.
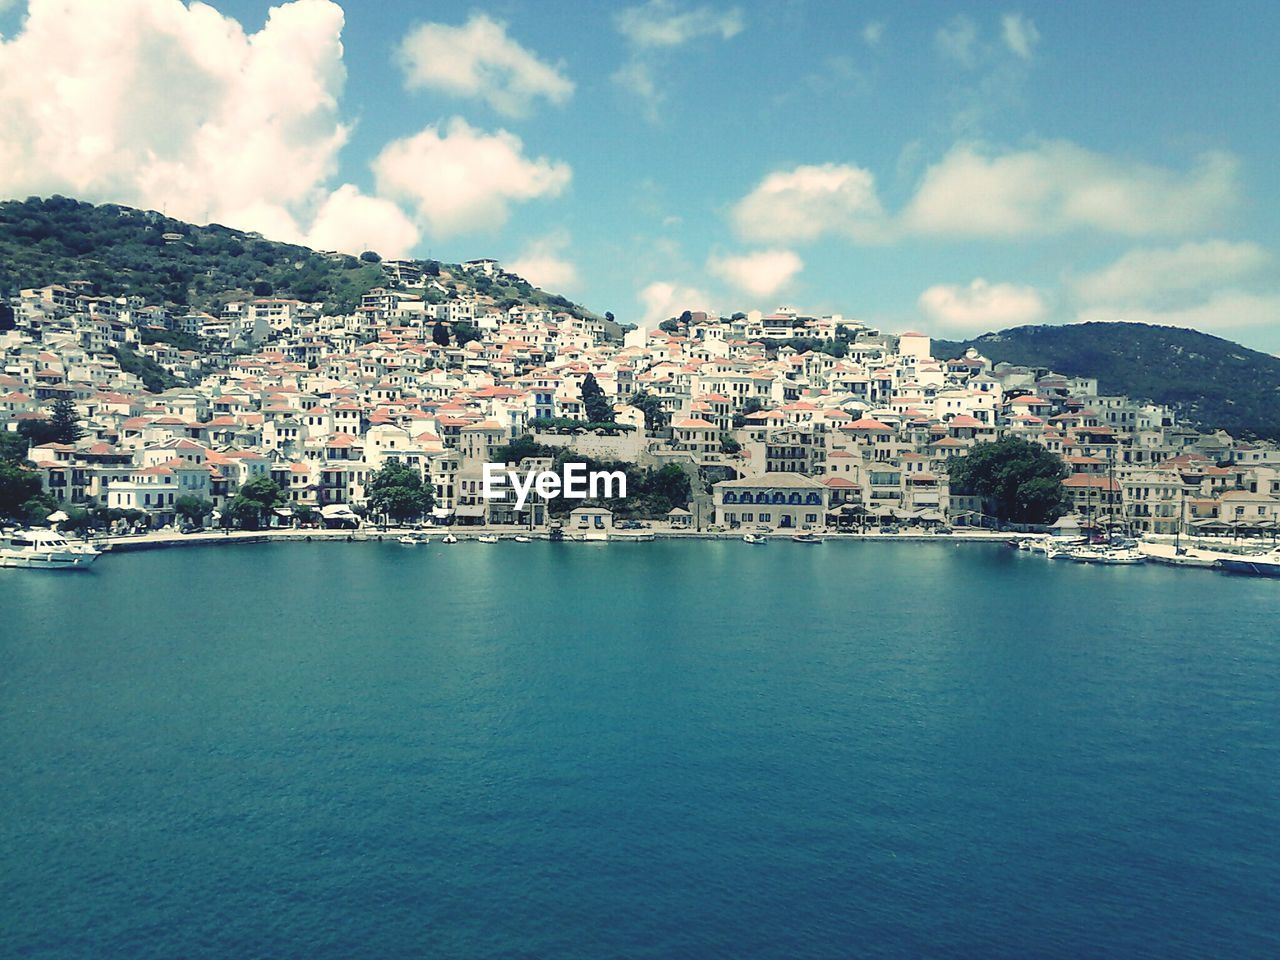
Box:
(0, 195), (599, 321)
(933, 322), (1280, 440)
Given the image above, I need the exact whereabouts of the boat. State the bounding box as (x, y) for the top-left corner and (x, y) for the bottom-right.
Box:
(742, 533), (766, 544)
(397, 535), (418, 546)
(0, 529), (101, 569)
(1216, 548), (1280, 578)
(791, 533), (823, 544)
(513, 535), (532, 543)
(477, 534), (499, 544)
(442, 533), (458, 544)
(1067, 545), (1145, 565)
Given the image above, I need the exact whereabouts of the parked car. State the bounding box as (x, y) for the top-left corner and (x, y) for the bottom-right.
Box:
(879, 525), (900, 534)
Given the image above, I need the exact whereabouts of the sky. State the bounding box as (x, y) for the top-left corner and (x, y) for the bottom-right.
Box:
(1, 0), (1278, 350)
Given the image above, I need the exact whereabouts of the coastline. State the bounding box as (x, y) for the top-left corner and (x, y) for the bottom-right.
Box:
(95, 526), (1015, 553)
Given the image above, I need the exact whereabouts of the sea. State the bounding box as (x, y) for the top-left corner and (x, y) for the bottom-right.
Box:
(1, 540), (1277, 959)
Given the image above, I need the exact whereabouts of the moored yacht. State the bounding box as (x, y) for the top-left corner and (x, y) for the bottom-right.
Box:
(0, 529), (101, 569)
(1217, 548), (1280, 578)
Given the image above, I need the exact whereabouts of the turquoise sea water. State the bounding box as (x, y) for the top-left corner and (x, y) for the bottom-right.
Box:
(1, 541), (1278, 959)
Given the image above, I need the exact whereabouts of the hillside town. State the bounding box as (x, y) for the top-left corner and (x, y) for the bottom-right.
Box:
(3, 261), (1280, 541)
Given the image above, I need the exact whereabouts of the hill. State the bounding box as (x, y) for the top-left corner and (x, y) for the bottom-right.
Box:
(0, 195), (600, 322)
(932, 323), (1280, 440)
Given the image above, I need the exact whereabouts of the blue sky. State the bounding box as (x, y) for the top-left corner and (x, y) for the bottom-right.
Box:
(2, 0), (1278, 349)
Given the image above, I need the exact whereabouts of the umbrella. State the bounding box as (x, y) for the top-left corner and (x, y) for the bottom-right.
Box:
(46, 510), (70, 523)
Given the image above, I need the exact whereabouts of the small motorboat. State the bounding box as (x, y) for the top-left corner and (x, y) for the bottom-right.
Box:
(442, 533), (458, 544)
(513, 535), (532, 543)
(742, 533), (766, 544)
(0, 528), (100, 569)
(477, 535), (499, 544)
(397, 535), (418, 546)
(791, 533), (823, 544)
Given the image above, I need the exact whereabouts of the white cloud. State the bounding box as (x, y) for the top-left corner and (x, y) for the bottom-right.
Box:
(373, 117), (571, 237)
(1075, 291), (1280, 333)
(732, 163), (885, 243)
(707, 249), (803, 297)
(919, 278), (1046, 331)
(302, 184), (420, 258)
(507, 233), (579, 291)
(1001, 13), (1040, 60)
(935, 14), (979, 67)
(1073, 240), (1270, 304)
(396, 13), (573, 118)
(901, 141), (1238, 238)
(639, 280), (713, 326)
(611, 60), (664, 123)
(613, 1), (743, 120)
(616, 0), (743, 48)
(0, 0), (356, 244)
(862, 21), (885, 47)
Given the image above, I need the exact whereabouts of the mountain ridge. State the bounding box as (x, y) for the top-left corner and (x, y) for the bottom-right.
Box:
(932, 322), (1280, 440)
(0, 195), (600, 323)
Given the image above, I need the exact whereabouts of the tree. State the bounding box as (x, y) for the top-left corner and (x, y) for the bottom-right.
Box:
(366, 462), (433, 524)
(580, 373), (613, 424)
(175, 495), (212, 527)
(0, 431), (30, 464)
(50, 397), (83, 444)
(0, 461), (44, 520)
(228, 476), (284, 530)
(359, 250), (381, 263)
(604, 311), (615, 323)
(678, 310), (693, 325)
(630, 391), (668, 433)
(17, 418), (59, 447)
(252, 280), (273, 297)
(658, 319), (680, 333)
(432, 321), (450, 346)
(454, 321), (483, 346)
(946, 438), (1069, 525)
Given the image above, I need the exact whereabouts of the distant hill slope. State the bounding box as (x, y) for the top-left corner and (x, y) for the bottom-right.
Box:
(0, 195), (599, 322)
(932, 322), (1280, 440)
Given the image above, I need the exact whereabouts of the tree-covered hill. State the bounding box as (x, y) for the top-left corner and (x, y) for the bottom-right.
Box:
(933, 322), (1280, 440)
(0, 195), (599, 321)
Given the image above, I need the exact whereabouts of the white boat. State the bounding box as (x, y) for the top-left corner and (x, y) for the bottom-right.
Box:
(1068, 545), (1145, 565)
(1216, 548), (1280, 578)
(513, 535), (532, 543)
(397, 535), (418, 546)
(0, 529), (100, 569)
(442, 533), (458, 544)
(791, 533), (823, 544)
(477, 534), (499, 544)
(742, 533), (766, 544)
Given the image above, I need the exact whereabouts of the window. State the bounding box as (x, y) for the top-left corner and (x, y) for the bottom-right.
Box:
(759, 513), (771, 522)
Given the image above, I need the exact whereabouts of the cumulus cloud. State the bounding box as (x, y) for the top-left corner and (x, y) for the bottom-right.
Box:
(0, 0), (363, 243)
(507, 233), (579, 291)
(707, 249), (803, 297)
(918, 278), (1046, 331)
(862, 21), (885, 47)
(396, 13), (573, 118)
(1001, 12), (1040, 60)
(302, 184), (420, 258)
(732, 163), (885, 243)
(639, 280), (714, 326)
(935, 14), (979, 67)
(616, 0), (743, 48)
(373, 117), (571, 237)
(901, 141), (1238, 238)
(1072, 240), (1270, 304)
(613, 0), (743, 121)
